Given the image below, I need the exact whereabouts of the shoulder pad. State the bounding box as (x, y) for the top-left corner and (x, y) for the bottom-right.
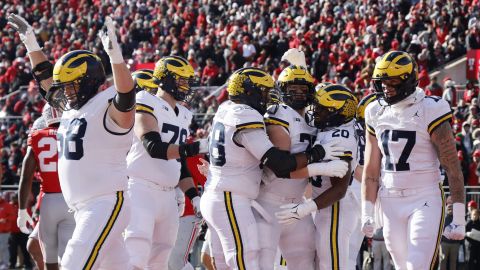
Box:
(223, 103), (264, 130)
(424, 97), (452, 135)
(264, 104), (291, 131)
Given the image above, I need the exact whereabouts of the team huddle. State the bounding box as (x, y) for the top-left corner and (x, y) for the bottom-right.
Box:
(8, 12), (466, 270)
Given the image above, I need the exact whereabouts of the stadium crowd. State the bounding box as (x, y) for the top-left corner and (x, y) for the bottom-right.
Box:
(0, 0), (479, 269)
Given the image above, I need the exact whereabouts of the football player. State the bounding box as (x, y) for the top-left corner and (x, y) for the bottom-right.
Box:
(125, 55), (207, 270)
(10, 14), (136, 269)
(276, 84), (359, 270)
(200, 67), (347, 270)
(348, 93), (376, 270)
(18, 104), (75, 270)
(362, 51), (465, 269)
(256, 65), (345, 270)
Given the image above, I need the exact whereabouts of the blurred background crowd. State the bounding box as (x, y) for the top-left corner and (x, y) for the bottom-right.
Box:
(0, 0), (480, 268)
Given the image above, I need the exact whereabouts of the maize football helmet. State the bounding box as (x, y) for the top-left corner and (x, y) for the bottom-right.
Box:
(49, 50), (106, 111)
(132, 69), (159, 95)
(372, 51), (418, 105)
(227, 67), (276, 114)
(355, 93), (377, 128)
(153, 55), (196, 102)
(308, 84), (358, 129)
(276, 65), (315, 110)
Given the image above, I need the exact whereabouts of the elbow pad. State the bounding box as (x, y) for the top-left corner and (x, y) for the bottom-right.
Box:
(261, 147), (297, 178)
(113, 88), (136, 112)
(32, 61), (53, 98)
(141, 131), (170, 160)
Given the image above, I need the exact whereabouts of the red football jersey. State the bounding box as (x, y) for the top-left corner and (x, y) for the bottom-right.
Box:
(182, 154), (207, 217)
(28, 127), (61, 193)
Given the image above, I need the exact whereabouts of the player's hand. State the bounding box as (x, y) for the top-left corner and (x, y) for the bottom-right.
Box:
(307, 142), (345, 163)
(179, 139), (208, 159)
(307, 160), (348, 178)
(7, 14), (41, 52)
(443, 223), (465, 240)
(443, 202), (466, 240)
(197, 158), (209, 177)
(275, 200), (317, 225)
(361, 217), (375, 238)
(191, 196), (202, 219)
(99, 16), (123, 64)
(17, 209), (34, 234)
(281, 48), (307, 68)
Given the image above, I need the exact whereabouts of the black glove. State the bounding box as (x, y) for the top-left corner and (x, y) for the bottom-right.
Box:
(305, 144), (326, 163)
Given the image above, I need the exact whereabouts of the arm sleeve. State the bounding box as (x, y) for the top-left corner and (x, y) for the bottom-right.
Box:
(234, 128), (274, 160)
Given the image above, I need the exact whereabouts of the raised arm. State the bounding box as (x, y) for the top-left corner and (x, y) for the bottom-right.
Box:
(8, 14), (53, 93)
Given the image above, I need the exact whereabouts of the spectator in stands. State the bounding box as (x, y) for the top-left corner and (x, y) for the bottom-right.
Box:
(467, 200), (478, 222)
(201, 58), (219, 86)
(442, 79), (457, 107)
(466, 18), (480, 50)
(426, 76), (443, 97)
(468, 150), (480, 187)
(466, 209), (480, 269)
(461, 122), (474, 156)
(0, 193), (10, 268)
(441, 203), (462, 270)
(6, 194), (31, 269)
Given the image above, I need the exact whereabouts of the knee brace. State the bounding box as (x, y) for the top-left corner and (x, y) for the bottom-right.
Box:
(125, 237), (152, 269)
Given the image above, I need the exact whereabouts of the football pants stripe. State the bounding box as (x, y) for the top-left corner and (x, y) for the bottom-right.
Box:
(330, 201), (340, 270)
(428, 112), (452, 135)
(236, 121), (265, 130)
(429, 184), (445, 270)
(224, 192), (246, 270)
(366, 124), (375, 136)
(83, 191), (124, 270)
(264, 117), (289, 130)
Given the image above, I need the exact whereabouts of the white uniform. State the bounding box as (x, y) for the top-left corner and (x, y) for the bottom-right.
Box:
(312, 120), (359, 270)
(348, 124), (366, 270)
(58, 87), (132, 270)
(201, 100), (273, 270)
(365, 89), (450, 270)
(256, 104), (316, 270)
(125, 90), (192, 269)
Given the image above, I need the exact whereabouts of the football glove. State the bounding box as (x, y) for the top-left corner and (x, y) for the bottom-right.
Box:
(281, 48), (307, 68)
(7, 14), (41, 52)
(99, 16), (123, 64)
(361, 200), (375, 238)
(307, 160), (349, 178)
(197, 158), (209, 177)
(191, 196), (202, 219)
(443, 203), (466, 240)
(275, 200), (317, 225)
(17, 209), (34, 234)
(307, 141), (345, 163)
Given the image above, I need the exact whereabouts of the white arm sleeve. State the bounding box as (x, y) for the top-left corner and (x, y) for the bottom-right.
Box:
(234, 128), (274, 160)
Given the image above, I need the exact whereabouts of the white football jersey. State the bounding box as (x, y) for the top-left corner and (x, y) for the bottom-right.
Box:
(312, 120), (358, 197)
(205, 101), (268, 199)
(58, 87), (133, 207)
(261, 104), (317, 199)
(127, 91), (192, 187)
(365, 88), (452, 189)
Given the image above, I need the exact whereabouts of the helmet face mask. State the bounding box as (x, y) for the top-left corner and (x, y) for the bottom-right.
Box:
(372, 51), (418, 105)
(51, 50), (106, 111)
(283, 84), (310, 110)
